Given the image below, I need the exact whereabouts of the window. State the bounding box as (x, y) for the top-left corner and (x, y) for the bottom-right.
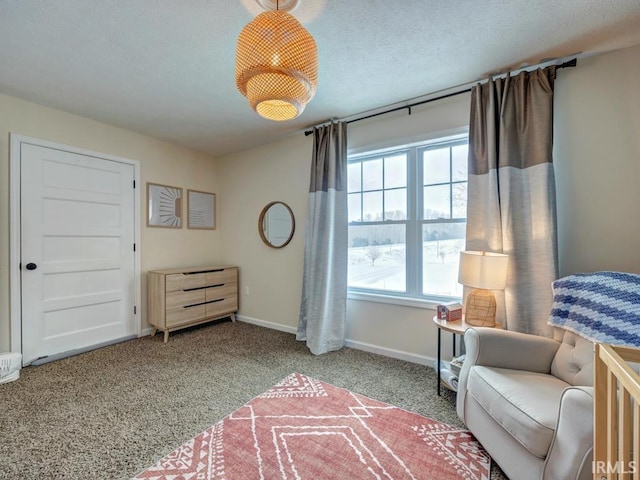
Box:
(347, 135), (468, 303)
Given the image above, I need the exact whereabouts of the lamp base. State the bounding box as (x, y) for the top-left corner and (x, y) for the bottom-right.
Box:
(464, 288), (497, 327)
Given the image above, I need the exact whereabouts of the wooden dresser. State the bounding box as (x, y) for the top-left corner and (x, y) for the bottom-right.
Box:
(147, 265), (238, 342)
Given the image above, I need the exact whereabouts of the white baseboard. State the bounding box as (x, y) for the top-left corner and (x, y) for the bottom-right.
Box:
(237, 315), (297, 334)
(139, 318), (296, 338)
(237, 315), (435, 367)
(344, 339), (435, 367)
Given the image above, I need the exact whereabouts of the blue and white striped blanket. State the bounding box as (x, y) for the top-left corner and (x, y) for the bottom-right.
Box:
(548, 271), (640, 348)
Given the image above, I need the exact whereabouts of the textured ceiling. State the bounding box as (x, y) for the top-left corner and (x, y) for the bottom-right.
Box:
(1, 1), (640, 157)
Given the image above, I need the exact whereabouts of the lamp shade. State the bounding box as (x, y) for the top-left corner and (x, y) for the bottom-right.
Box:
(458, 251), (509, 290)
(235, 10), (318, 121)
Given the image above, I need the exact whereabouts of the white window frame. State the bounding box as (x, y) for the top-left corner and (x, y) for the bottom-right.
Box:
(347, 131), (468, 308)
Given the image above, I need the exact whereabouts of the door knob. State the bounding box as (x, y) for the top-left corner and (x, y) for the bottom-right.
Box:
(25, 263), (37, 270)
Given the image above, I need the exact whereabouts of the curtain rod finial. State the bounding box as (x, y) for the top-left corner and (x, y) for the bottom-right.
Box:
(558, 58), (577, 69)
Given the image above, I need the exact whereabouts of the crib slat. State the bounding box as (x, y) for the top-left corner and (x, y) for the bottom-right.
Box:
(620, 389), (631, 480)
(634, 400), (639, 480)
(609, 370), (619, 480)
(596, 344), (610, 479)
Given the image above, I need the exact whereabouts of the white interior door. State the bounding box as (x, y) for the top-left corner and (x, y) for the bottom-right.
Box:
(20, 143), (136, 365)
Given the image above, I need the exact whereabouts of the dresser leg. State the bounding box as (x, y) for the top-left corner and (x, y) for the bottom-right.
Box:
(230, 313), (236, 323)
(151, 328), (157, 337)
(163, 331), (169, 343)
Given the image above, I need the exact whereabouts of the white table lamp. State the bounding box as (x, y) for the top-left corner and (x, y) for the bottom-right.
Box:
(458, 251), (509, 327)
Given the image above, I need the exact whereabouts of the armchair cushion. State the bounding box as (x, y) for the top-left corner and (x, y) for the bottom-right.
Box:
(550, 331), (594, 386)
(467, 366), (570, 458)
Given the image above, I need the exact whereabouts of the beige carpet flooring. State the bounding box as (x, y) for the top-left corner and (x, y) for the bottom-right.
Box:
(0, 320), (507, 479)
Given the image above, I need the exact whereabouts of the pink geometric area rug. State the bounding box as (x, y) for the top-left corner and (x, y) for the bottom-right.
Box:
(133, 372), (490, 480)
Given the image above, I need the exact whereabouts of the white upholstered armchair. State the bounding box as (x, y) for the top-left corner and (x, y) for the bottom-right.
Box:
(457, 327), (594, 480)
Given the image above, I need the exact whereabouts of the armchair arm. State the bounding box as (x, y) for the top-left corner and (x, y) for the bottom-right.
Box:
(543, 387), (594, 480)
(463, 327), (561, 371)
(457, 327), (561, 421)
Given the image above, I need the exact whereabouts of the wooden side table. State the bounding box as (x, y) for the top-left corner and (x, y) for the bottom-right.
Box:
(432, 316), (503, 396)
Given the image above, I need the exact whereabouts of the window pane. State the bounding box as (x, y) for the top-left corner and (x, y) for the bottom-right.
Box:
(348, 193), (362, 222)
(348, 224), (406, 292)
(384, 154), (407, 189)
(452, 144), (468, 182)
(422, 223), (466, 297)
(362, 191), (383, 221)
(423, 148), (450, 185)
(384, 188), (407, 220)
(347, 137), (468, 301)
(452, 182), (467, 218)
(423, 184), (450, 219)
(348, 163), (361, 193)
(362, 158), (383, 190)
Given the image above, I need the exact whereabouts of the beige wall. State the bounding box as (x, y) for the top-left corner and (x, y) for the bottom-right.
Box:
(217, 133), (311, 330)
(219, 43), (640, 364)
(219, 94), (471, 364)
(554, 44), (640, 276)
(0, 94), (220, 351)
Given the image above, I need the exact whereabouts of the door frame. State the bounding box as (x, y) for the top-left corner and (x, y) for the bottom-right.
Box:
(9, 133), (142, 354)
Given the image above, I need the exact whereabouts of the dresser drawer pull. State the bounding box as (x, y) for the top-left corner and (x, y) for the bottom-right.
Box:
(183, 303), (203, 309)
(183, 283), (225, 292)
(184, 268), (225, 275)
(184, 298), (225, 308)
(183, 286), (204, 292)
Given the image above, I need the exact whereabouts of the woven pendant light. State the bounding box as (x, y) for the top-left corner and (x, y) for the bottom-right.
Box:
(235, 8), (318, 121)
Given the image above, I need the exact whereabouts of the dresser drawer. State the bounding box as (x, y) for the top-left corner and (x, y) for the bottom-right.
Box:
(166, 304), (206, 327)
(166, 273), (205, 292)
(206, 284), (237, 301)
(205, 268), (237, 286)
(166, 289), (205, 309)
(205, 296), (238, 318)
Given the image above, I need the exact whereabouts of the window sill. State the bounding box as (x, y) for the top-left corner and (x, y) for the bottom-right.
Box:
(347, 291), (461, 309)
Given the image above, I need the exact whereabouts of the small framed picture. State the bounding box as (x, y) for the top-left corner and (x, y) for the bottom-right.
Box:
(147, 182), (183, 228)
(187, 189), (216, 230)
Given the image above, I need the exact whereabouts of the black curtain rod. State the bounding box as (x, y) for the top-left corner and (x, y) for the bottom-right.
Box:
(304, 58), (577, 136)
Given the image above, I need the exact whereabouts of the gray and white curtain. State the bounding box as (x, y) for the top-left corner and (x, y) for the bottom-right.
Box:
(297, 122), (348, 354)
(466, 67), (558, 336)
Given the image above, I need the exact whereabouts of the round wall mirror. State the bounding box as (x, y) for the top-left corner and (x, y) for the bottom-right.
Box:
(259, 202), (295, 248)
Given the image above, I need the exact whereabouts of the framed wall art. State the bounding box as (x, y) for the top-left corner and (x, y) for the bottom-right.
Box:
(187, 189), (216, 230)
(147, 182), (183, 228)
